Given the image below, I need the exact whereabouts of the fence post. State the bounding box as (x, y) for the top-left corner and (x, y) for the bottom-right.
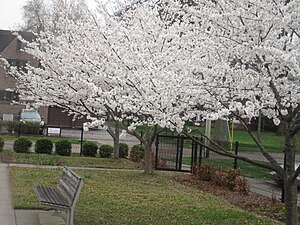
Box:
(233, 141), (239, 169)
(179, 136), (184, 170)
(281, 151), (286, 203)
(155, 135), (159, 169)
(199, 136), (203, 165)
(191, 138), (195, 166)
(80, 126), (84, 156)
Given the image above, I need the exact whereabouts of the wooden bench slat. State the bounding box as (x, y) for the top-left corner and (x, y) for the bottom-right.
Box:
(34, 167), (83, 225)
(35, 185), (70, 207)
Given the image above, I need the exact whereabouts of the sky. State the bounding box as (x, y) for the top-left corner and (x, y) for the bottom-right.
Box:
(0, 0), (98, 30)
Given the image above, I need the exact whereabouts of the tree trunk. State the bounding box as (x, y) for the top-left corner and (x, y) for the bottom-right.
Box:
(284, 122), (298, 225)
(144, 144), (153, 174)
(113, 125), (120, 159)
(277, 122), (285, 136)
(257, 110), (262, 138)
(284, 179), (298, 225)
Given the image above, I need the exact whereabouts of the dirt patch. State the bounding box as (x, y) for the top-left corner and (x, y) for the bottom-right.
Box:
(173, 174), (288, 223)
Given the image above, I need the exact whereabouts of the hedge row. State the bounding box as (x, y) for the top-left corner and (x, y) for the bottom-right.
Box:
(82, 142), (129, 158)
(0, 137), (144, 162)
(0, 137), (131, 159)
(0, 121), (41, 134)
(11, 138), (72, 156)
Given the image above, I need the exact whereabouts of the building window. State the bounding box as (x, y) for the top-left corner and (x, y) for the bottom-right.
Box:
(0, 90), (19, 102)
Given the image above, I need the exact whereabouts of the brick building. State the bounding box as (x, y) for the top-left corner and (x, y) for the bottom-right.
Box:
(0, 29), (49, 121)
(0, 29), (87, 127)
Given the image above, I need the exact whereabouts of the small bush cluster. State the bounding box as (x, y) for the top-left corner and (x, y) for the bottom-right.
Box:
(192, 164), (249, 195)
(129, 145), (145, 162)
(192, 164), (216, 181)
(82, 142), (98, 157)
(13, 138), (32, 153)
(214, 169), (241, 190)
(99, 145), (113, 158)
(35, 139), (53, 154)
(16, 122), (41, 134)
(0, 121), (18, 133)
(119, 143), (129, 158)
(0, 137), (4, 152)
(55, 140), (72, 156)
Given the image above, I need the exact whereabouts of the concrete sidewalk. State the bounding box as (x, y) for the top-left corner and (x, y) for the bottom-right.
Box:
(0, 163), (66, 225)
(0, 164), (16, 225)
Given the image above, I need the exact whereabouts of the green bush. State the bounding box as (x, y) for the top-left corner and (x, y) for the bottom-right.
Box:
(0, 137), (4, 152)
(119, 143), (129, 158)
(13, 138), (32, 153)
(82, 142), (98, 157)
(0, 121), (6, 132)
(55, 140), (72, 156)
(18, 122), (41, 134)
(35, 139), (53, 154)
(4, 121), (19, 133)
(99, 145), (113, 158)
(129, 145), (145, 162)
(0, 121), (41, 135)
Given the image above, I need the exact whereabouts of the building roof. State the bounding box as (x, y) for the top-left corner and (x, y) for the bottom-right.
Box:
(0, 30), (35, 52)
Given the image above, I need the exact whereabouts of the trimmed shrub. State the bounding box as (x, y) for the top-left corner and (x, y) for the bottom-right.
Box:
(213, 168), (241, 190)
(0, 137), (4, 152)
(99, 144), (113, 158)
(82, 142), (98, 157)
(192, 164), (249, 195)
(4, 121), (19, 133)
(35, 139), (53, 154)
(13, 138), (32, 153)
(129, 145), (145, 162)
(55, 140), (72, 156)
(192, 164), (216, 181)
(119, 143), (129, 158)
(18, 122), (41, 134)
(7, 121), (41, 135)
(233, 177), (250, 195)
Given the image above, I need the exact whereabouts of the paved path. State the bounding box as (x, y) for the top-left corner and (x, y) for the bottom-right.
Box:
(246, 178), (300, 205)
(0, 164), (16, 225)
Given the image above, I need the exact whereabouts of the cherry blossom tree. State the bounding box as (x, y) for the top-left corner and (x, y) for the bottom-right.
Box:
(163, 1), (299, 224)
(10, 1), (195, 173)
(6, 0), (300, 222)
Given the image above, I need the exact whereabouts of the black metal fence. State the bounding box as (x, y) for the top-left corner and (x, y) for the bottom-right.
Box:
(154, 133), (241, 172)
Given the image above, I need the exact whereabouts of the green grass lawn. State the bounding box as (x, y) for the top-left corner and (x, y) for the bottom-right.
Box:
(0, 134), (81, 144)
(183, 127), (299, 153)
(9, 167), (282, 225)
(182, 157), (272, 180)
(0, 151), (140, 169)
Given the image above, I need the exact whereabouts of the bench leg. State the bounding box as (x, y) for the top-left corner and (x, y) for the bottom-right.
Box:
(66, 209), (74, 225)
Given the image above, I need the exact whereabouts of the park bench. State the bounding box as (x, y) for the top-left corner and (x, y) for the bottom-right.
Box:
(34, 166), (83, 225)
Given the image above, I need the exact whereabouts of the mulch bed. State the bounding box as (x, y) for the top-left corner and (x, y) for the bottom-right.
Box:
(173, 174), (288, 223)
